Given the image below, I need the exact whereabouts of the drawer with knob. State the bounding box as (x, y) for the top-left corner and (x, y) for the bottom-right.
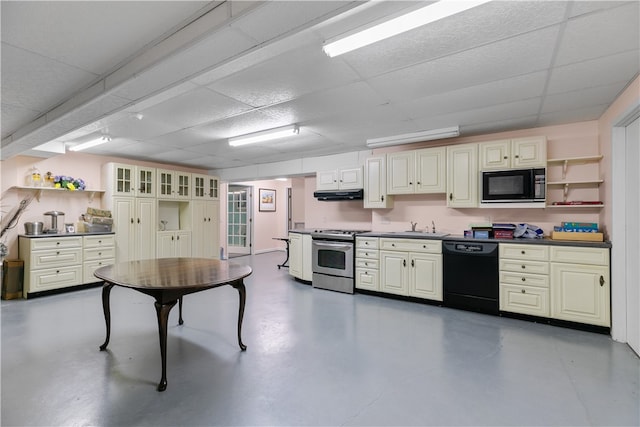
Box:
(500, 271), (549, 288)
(29, 248), (83, 269)
(379, 238), (441, 253)
(356, 258), (379, 269)
(356, 237), (379, 250)
(499, 259), (549, 275)
(499, 283), (549, 317)
(499, 243), (548, 261)
(28, 265), (83, 293)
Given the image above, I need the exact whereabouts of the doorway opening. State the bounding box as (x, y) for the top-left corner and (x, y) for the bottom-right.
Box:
(227, 185), (252, 258)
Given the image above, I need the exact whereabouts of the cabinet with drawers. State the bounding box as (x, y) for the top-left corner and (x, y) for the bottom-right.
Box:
(499, 243), (550, 317)
(82, 234), (116, 283)
(19, 235), (84, 297)
(379, 238), (442, 300)
(355, 237), (379, 291)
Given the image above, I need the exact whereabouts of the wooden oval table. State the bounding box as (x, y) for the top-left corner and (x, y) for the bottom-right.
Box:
(94, 258), (252, 391)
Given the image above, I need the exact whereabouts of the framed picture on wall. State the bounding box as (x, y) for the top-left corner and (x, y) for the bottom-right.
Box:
(259, 188), (276, 212)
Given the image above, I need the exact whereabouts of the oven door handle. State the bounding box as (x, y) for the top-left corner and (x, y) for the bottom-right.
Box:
(313, 241), (353, 250)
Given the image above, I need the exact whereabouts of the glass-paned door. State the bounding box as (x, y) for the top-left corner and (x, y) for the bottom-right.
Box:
(227, 185), (251, 255)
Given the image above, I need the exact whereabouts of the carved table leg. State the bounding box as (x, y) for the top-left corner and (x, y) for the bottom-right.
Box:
(99, 283), (114, 351)
(178, 296), (184, 325)
(231, 280), (247, 351)
(154, 298), (178, 392)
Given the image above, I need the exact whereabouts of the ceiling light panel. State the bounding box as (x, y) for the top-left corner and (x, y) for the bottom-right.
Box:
(228, 124), (300, 147)
(323, 0), (492, 57)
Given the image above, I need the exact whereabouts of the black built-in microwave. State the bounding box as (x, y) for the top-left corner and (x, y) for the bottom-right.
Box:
(481, 168), (545, 203)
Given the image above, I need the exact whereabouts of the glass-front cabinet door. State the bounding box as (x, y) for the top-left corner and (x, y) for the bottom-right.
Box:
(114, 164), (134, 196)
(207, 176), (219, 200)
(157, 169), (174, 198)
(136, 166), (155, 198)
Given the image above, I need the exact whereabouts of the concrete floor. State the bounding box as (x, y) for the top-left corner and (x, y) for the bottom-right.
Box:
(2, 251), (638, 426)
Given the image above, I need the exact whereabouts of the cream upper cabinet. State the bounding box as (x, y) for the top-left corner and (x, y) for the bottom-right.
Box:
(157, 169), (191, 200)
(415, 147), (446, 193)
(446, 143), (478, 207)
(550, 246), (610, 327)
(364, 155), (393, 208)
(387, 147), (446, 195)
(192, 174), (219, 200)
(316, 167), (363, 191)
(479, 136), (547, 170)
(103, 163), (155, 198)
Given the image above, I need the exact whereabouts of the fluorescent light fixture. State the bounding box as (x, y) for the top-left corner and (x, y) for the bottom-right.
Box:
(69, 135), (111, 152)
(323, 0), (492, 57)
(228, 125), (299, 147)
(366, 126), (460, 148)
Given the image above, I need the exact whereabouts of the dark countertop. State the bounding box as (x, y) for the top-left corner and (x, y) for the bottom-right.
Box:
(287, 229), (316, 235)
(359, 232), (612, 249)
(19, 232), (115, 238)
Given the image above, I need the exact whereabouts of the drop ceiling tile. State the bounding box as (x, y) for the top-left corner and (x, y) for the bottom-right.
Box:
(1, 103), (41, 139)
(103, 115), (180, 140)
(259, 81), (387, 125)
(555, 2), (639, 66)
(141, 87), (253, 130)
(231, 1), (352, 44)
(547, 50), (639, 94)
(193, 110), (292, 140)
(538, 105), (608, 126)
(397, 71), (548, 120)
(569, 1), (629, 18)
(144, 128), (214, 149)
(367, 26), (560, 103)
(179, 155), (242, 170)
(463, 115), (540, 136)
(1, 43), (98, 113)
(207, 42), (360, 108)
(144, 148), (215, 163)
(0, 1), (211, 74)
(411, 98), (542, 132)
(341, 1), (567, 79)
(541, 81), (630, 114)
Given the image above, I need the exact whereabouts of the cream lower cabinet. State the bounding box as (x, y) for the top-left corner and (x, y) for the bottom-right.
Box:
(499, 243), (550, 317)
(19, 235), (84, 297)
(157, 231), (192, 258)
(289, 232), (312, 281)
(83, 234), (116, 283)
(379, 238), (442, 300)
(550, 246), (610, 327)
(355, 237), (379, 291)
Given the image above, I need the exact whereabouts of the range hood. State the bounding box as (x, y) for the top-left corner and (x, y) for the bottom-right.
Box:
(313, 189), (364, 201)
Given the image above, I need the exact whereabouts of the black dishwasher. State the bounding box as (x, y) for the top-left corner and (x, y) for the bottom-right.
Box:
(443, 240), (499, 315)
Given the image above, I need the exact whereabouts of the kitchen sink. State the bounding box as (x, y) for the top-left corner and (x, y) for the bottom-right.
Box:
(387, 231), (450, 238)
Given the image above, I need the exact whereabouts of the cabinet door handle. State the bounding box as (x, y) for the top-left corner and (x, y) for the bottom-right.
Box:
(411, 259), (415, 267)
(449, 193), (453, 201)
(172, 236), (174, 241)
(600, 275), (605, 286)
(521, 265), (526, 269)
(56, 242), (60, 245)
(177, 235), (180, 240)
(521, 289), (526, 294)
(521, 277), (526, 282)
(409, 182), (413, 185)
(381, 195), (384, 202)
(56, 251), (60, 255)
(515, 155), (520, 158)
(137, 218), (140, 224)
(56, 270), (60, 274)
(131, 218), (134, 224)
(417, 181), (421, 185)
(403, 259), (406, 267)
(504, 156), (508, 159)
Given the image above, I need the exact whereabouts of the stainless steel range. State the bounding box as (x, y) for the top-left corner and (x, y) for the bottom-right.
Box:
(311, 229), (369, 294)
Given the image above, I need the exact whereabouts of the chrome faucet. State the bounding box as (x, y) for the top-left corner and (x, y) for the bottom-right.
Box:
(410, 221), (418, 231)
(431, 221), (436, 233)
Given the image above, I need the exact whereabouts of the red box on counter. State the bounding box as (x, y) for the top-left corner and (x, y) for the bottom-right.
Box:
(494, 230), (514, 239)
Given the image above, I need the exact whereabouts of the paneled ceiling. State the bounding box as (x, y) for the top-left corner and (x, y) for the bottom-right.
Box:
(2, 1), (639, 173)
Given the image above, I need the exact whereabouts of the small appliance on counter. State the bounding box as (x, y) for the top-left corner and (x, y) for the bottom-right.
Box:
(43, 211), (65, 234)
(24, 221), (44, 235)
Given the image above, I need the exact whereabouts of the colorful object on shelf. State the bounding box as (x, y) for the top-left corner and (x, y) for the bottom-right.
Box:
(44, 171), (55, 187)
(554, 222), (599, 233)
(53, 175), (86, 191)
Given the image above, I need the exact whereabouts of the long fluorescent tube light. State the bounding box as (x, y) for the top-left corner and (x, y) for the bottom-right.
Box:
(366, 126), (460, 148)
(228, 125), (300, 147)
(323, 0), (492, 57)
(68, 135), (111, 152)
